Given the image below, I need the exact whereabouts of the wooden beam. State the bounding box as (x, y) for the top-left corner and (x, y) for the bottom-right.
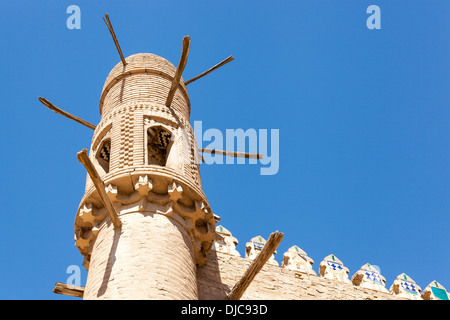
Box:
(165, 35), (190, 107)
(185, 55), (234, 85)
(226, 231), (284, 300)
(38, 97), (96, 130)
(53, 282), (85, 298)
(198, 152), (206, 163)
(199, 148), (263, 160)
(77, 148), (122, 229)
(103, 14), (127, 66)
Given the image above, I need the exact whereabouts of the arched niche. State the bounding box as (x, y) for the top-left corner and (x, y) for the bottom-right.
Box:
(147, 126), (173, 166)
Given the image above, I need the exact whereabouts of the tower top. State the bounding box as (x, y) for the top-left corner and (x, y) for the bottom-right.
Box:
(99, 53), (191, 117)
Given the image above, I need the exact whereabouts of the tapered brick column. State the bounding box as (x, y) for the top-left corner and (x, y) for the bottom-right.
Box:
(74, 54), (215, 300)
(83, 211), (197, 299)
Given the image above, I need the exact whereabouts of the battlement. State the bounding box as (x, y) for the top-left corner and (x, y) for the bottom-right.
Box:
(196, 224), (449, 300)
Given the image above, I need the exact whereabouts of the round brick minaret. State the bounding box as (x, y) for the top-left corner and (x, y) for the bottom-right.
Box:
(74, 53), (216, 299)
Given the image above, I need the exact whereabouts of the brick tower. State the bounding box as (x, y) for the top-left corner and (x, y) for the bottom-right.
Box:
(73, 51), (216, 299)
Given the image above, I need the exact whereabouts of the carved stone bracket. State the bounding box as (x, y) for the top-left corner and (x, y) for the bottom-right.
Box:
(74, 174), (215, 269)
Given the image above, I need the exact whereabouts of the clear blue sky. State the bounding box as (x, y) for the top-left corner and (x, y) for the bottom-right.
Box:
(0, 1), (449, 299)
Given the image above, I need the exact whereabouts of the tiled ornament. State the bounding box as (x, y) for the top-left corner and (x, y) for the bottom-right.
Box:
(421, 281), (449, 300)
(389, 273), (422, 300)
(212, 225), (241, 257)
(318, 254), (351, 283)
(281, 245), (317, 275)
(351, 263), (388, 293)
(245, 235), (279, 266)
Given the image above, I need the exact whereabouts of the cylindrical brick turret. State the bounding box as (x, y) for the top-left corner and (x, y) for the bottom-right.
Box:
(74, 53), (215, 300)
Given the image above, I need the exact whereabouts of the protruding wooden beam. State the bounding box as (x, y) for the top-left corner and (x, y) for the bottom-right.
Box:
(226, 231), (284, 300)
(77, 148), (122, 229)
(103, 14), (127, 66)
(165, 35), (190, 107)
(199, 148), (263, 160)
(38, 97), (96, 130)
(185, 55), (234, 85)
(198, 152), (206, 163)
(53, 282), (85, 298)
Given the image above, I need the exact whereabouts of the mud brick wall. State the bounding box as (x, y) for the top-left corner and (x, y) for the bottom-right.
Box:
(197, 251), (403, 300)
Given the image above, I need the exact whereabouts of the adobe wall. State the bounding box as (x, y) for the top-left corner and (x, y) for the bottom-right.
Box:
(197, 250), (403, 300)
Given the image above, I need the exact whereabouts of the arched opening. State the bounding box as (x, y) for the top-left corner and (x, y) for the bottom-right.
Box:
(96, 139), (111, 174)
(147, 126), (172, 166)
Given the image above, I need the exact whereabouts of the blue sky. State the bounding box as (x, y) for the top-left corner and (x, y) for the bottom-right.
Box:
(0, 1), (449, 299)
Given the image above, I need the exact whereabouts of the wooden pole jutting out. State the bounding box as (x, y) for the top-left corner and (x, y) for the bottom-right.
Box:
(38, 97), (96, 130)
(165, 35), (191, 107)
(185, 55), (234, 85)
(103, 14), (127, 66)
(199, 148), (263, 160)
(53, 282), (85, 298)
(77, 149), (122, 229)
(226, 231), (284, 300)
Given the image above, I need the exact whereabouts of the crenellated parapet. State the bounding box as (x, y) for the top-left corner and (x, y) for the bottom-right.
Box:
(281, 245), (316, 276)
(421, 281), (449, 300)
(210, 223), (449, 300)
(351, 263), (388, 293)
(390, 273), (422, 300)
(319, 254), (351, 284)
(245, 235), (279, 266)
(212, 225), (240, 257)
(74, 174), (216, 269)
